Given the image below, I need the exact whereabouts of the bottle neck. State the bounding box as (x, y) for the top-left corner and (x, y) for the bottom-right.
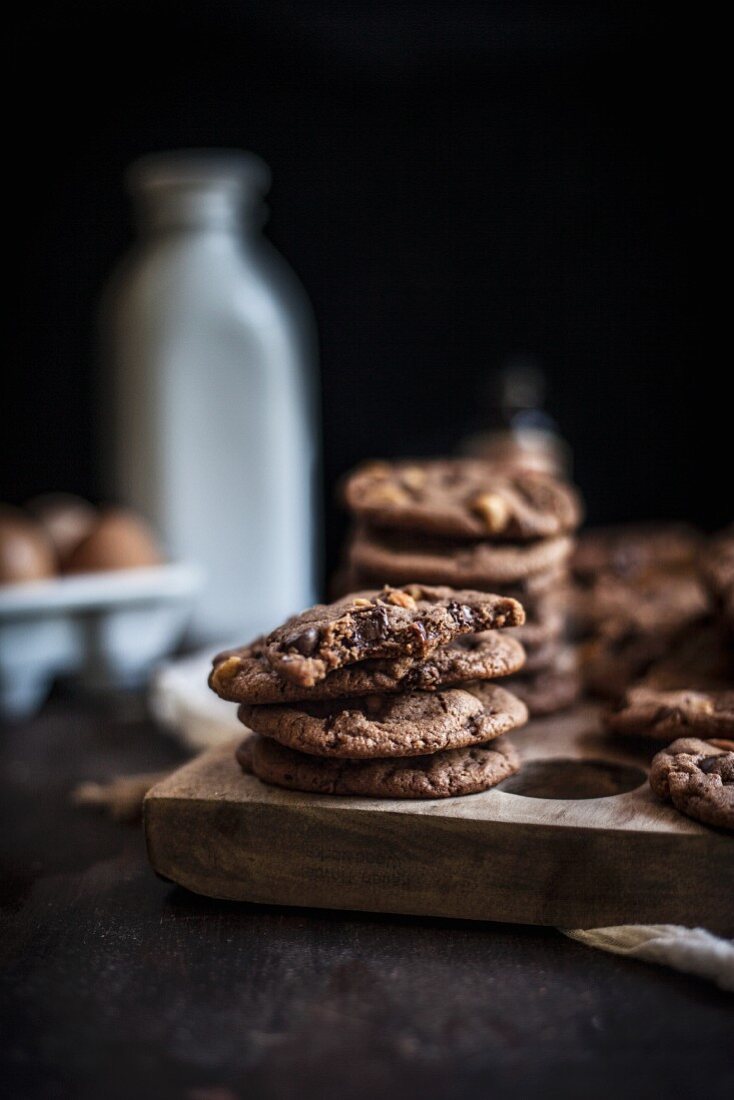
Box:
(136, 186), (262, 235)
(127, 151), (270, 236)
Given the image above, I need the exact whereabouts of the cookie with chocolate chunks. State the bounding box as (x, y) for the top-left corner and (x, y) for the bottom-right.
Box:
(581, 623), (696, 701)
(640, 624), (734, 693)
(338, 562), (566, 608)
(350, 527), (574, 589)
(605, 687), (734, 741)
(343, 459), (582, 540)
(262, 585), (524, 688)
(238, 682), (527, 759)
(571, 569), (709, 640)
(701, 525), (734, 630)
(572, 523), (701, 584)
(236, 734), (520, 799)
(649, 738), (734, 830)
(210, 630), (526, 705)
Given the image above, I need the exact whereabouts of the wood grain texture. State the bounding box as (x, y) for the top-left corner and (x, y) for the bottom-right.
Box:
(145, 706), (734, 933)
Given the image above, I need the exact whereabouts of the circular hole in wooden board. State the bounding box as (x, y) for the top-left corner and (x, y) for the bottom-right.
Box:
(497, 757), (647, 800)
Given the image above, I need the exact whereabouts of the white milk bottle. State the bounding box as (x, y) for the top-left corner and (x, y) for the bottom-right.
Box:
(100, 150), (319, 641)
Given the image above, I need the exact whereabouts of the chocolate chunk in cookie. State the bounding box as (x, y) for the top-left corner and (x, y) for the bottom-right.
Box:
(649, 738), (734, 830)
(210, 630), (526, 705)
(236, 734), (521, 799)
(261, 585), (524, 688)
(605, 687), (734, 740)
(238, 682), (527, 759)
(343, 459), (582, 540)
(350, 527), (574, 589)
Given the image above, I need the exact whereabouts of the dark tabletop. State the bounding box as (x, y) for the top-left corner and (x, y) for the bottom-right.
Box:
(1, 694), (732, 1100)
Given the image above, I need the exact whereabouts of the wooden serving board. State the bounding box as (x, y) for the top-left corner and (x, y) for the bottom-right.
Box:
(144, 705), (734, 933)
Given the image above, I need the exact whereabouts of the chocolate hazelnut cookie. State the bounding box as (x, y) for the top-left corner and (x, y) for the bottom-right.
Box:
(261, 585), (524, 688)
(340, 561), (567, 607)
(238, 682), (528, 759)
(605, 687), (734, 740)
(640, 624), (734, 693)
(211, 630), (526, 705)
(649, 737), (734, 830)
(571, 569), (709, 640)
(349, 527), (574, 589)
(236, 734), (521, 799)
(580, 608), (712, 700)
(701, 525), (734, 630)
(343, 459), (582, 540)
(572, 523), (701, 584)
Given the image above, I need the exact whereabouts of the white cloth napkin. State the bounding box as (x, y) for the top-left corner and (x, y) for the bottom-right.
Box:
(152, 649), (733, 991)
(563, 926), (734, 991)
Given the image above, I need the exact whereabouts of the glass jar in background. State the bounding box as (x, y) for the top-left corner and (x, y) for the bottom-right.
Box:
(461, 354), (571, 478)
(100, 150), (320, 642)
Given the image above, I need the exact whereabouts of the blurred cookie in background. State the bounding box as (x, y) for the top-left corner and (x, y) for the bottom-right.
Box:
(700, 525), (734, 635)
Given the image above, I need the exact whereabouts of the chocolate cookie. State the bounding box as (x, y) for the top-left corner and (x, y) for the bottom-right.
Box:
(649, 738), (734, 830)
(701, 526), (734, 630)
(572, 523), (701, 584)
(341, 562), (567, 607)
(580, 628), (674, 700)
(238, 682), (528, 759)
(349, 527), (574, 588)
(211, 630), (526, 705)
(605, 687), (734, 740)
(571, 570), (709, 639)
(261, 585), (524, 688)
(640, 624), (734, 692)
(343, 459), (582, 541)
(236, 734), (521, 799)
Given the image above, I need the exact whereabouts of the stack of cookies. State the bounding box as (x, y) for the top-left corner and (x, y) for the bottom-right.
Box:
(570, 523), (712, 699)
(701, 525), (734, 638)
(209, 584), (530, 799)
(337, 458), (584, 716)
(599, 525), (734, 748)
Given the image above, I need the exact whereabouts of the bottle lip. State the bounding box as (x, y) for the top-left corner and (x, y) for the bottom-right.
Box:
(126, 149), (271, 195)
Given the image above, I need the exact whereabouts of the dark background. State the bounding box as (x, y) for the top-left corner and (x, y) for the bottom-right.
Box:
(6, 1), (724, 569)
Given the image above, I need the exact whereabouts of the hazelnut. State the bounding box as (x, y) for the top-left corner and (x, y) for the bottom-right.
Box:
(385, 589), (417, 609)
(471, 492), (510, 532)
(368, 483), (410, 507)
(362, 461), (392, 478)
(400, 466), (427, 491)
(212, 655), (241, 685)
(352, 597), (373, 608)
(683, 693), (715, 715)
